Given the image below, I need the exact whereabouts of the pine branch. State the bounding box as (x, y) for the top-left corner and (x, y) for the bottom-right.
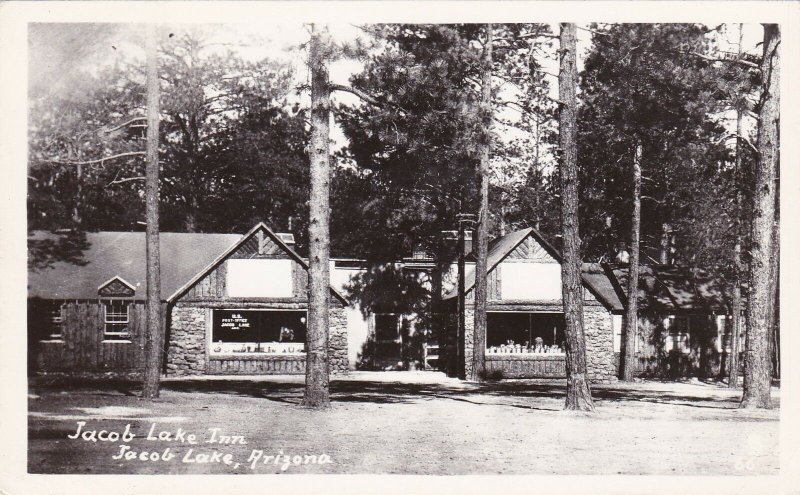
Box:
(330, 84), (382, 106)
(576, 26), (609, 37)
(330, 83), (408, 116)
(690, 51), (760, 69)
(101, 117), (147, 134)
(48, 151), (146, 166)
(716, 133), (759, 154)
(108, 176), (146, 186)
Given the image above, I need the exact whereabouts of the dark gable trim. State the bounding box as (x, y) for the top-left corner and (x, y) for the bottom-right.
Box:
(601, 262), (629, 311)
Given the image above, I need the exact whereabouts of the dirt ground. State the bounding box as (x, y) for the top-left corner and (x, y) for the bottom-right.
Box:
(27, 372), (779, 475)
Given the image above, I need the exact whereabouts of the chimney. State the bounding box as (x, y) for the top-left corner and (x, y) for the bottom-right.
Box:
(276, 233), (295, 249)
(441, 230), (473, 257)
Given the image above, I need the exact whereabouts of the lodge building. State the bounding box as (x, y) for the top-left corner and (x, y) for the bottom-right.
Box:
(28, 223), (349, 376)
(27, 222), (736, 381)
(438, 228), (622, 382)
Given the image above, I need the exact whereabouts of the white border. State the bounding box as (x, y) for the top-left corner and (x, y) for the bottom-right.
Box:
(2, 2), (799, 495)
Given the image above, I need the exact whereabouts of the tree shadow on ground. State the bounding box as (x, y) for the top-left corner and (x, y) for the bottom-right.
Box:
(29, 375), (752, 411)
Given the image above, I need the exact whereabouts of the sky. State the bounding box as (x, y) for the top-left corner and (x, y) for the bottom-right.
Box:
(28, 22), (765, 174)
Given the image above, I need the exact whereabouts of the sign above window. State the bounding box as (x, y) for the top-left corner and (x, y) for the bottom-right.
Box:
(226, 259), (293, 298)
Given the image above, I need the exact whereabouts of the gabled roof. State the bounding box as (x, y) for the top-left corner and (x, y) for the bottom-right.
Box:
(603, 263), (728, 312)
(29, 231), (241, 301)
(167, 222), (348, 305)
(442, 228), (622, 310)
(28, 223), (347, 305)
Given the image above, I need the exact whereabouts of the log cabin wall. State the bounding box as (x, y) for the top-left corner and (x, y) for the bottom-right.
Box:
(30, 300), (166, 373)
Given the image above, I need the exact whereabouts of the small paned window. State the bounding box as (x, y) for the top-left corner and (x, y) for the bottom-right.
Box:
(666, 316), (691, 354)
(103, 300), (130, 341)
(47, 301), (64, 340)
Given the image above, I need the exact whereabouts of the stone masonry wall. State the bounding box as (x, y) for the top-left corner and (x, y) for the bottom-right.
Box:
(463, 304), (617, 383)
(166, 305), (207, 376)
(584, 304), (618, 383)
(329, 307), (349, 374)
(166, 304), (349, 376)
(464, 308), (476, 379)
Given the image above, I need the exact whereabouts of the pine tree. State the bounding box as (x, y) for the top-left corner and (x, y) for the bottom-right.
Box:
(741, 24), (779, 409)
(470, 24), (492, 382)
(302, 23), (332, 409)
(558, 23), (594, 410)
(141, 24), (164, 399)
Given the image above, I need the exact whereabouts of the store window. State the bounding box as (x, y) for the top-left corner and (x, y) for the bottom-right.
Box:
(486, 312), (565, 354)
(103, 300), (130, 341)
(666, 316), (690, 354)
(210, 309), (306, 354)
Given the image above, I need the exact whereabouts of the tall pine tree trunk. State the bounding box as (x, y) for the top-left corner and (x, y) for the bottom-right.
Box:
(728, 107), (743, 388)
(142, 24), (163, 399)
(457, 221), (467, 379)
(620, 141), (642, 381)
(303, 23), (331, 409)
(470, 23), (492, 382)
(729, 24), (745, 388)
(558, 23), (594, 411)
(741, 24), (779, 409)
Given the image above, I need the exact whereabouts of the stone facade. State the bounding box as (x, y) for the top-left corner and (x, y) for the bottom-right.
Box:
(464, 308), (476, 379)
(166, 305), (208, 376)
(328, 307), (349, 374)
(462, 303), (617, 383)
(166, 303), (349, 376)
(583, 303), (617, 383)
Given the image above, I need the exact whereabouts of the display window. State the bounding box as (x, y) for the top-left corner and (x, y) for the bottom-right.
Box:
(486, 312), (566, 354)
(210, 309), (306, 354)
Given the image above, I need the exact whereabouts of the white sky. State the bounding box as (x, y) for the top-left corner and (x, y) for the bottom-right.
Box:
(28, 22), (766, 176)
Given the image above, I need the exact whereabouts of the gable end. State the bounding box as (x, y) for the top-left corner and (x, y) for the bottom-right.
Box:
(98, 276), (136, 298)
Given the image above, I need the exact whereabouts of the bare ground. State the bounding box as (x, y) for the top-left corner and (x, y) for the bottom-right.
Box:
(27, 372), (779, 475)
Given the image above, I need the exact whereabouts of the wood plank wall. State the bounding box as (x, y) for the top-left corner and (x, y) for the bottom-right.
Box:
(485, 355), (566, 378)
(33, 301), (166, 372)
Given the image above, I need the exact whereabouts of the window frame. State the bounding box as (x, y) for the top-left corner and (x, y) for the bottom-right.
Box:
(209, 308), (308, 355)
(103, 299), (131, 342)
(39, 300), (65, 342)
(666, 315), (691, 354)
(373, 313), (402, 344)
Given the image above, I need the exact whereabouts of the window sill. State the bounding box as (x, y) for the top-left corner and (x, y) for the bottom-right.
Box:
(486, 353), (565, 361)
(102, 340), (132, 344)
(39, 339), (64, 343)
(209, 353), (306, 361)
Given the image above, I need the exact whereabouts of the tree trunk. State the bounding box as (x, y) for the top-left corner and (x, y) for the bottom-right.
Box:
(769, 216), (779, 379)
(728, 107), (744, 389)
(457, 221), (466, 379)
(470, 24), (492, 382)
(620, 141), (642, 381)
(141, 24), (164, 399)
(741, 24), (779, 409)
(558, 23), (594, 411)
(302, 23), (331, 409)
